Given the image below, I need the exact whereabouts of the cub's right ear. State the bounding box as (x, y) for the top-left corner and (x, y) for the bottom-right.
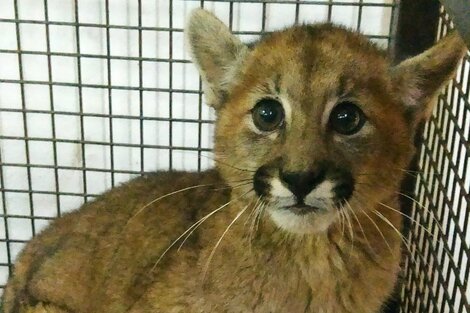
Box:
(186, 9), (248, 109)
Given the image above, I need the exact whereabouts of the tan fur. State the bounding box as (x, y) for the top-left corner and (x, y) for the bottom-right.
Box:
(20, 303), (67, 313)
(2, 9), (467, 313)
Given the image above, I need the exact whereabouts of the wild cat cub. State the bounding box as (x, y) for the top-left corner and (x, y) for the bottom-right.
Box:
(2, 8), (467, 313)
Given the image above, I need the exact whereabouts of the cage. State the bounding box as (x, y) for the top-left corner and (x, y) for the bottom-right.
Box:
(0, 0), (468, 312)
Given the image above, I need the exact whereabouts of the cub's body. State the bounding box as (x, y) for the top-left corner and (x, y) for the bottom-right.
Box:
(2, 8), (466, 313)
(3, 171), (400, 313)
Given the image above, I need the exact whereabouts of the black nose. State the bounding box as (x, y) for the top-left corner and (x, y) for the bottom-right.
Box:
(280, 170), (325, 200)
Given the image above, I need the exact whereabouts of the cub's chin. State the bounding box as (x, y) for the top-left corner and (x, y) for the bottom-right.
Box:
(267, 204), (338, 234)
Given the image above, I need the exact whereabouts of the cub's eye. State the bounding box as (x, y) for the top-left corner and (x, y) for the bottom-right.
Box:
(329, 101), (366, 135)
(252, 98), (285, 132)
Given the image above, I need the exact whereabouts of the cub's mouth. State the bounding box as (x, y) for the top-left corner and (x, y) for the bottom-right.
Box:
(282, 203), (320, 215)
(253, 163), (354, 234)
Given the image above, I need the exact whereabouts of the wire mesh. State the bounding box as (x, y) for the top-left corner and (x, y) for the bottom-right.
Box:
(2, 3), (466, 313)
(399, 6), (470, 313)
(0, 0), (397, 294)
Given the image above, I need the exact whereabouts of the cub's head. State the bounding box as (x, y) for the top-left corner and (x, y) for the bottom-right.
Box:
(187, 9), (466, 234)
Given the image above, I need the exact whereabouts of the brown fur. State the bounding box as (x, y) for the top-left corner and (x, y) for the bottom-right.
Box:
(2, 9), (467, 313)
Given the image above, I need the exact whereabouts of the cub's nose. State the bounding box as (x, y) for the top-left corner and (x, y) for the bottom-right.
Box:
(280, 170), (325, 200)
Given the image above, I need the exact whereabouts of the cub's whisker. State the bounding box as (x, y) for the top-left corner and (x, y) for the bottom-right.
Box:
(128, 184), (218, 224)
(202, 195), (253, 281)
(357, 181), (446, 244)
(175, 189), (254, 253)
(345, 200), (375, 256)
(128, 178), (253, 225)
(343, 202), (355, 254)
(372, 210), (423, 267)
(394, 191), (445, 233)
(178, 197), (246, 253)
(356, 205), (395, 258)
(355, 181), (444, 233)
(254, 201), (267, 241)
(352, 195), (395, 256)
(151, 189), (253, 272)
(338, 205), (346, 241)
(248, 199), (265, 251)
(377, 201), (454, 259)
(244, 196), (262, 229)
(183, 150), (258, 173)
(213, 180), (252, 191)
(200, 152), (257, 173)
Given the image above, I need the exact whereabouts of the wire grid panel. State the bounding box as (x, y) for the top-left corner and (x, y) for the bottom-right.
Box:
(400, 7), (470, 313)
(0, 0), (397, 294)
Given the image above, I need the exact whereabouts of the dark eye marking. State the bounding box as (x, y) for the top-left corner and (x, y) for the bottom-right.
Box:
(251, 98), (285, 132)
(328, 101), (366, 135)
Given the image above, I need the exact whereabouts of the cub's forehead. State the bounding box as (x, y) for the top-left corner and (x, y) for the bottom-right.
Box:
(248, 24), (388, 73)
(239, 24), (391, 99)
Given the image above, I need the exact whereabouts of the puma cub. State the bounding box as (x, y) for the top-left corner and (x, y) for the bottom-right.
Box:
(2, 9), (467, 313)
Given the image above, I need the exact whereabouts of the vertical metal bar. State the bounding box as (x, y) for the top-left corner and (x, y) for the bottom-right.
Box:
(13, 0), (35, 235)
(138, 0), (144, 174)
(387, 0), (398, 52)
(104, 0), (115, 186)
(168, 0), (174, 170)
(229, 1), (233, 30)
(356, 0), (363, 31)
(294, 0), (300, 25)
(327, 0), (333, 22)
(196, 88), (203, 171)
(73, 0), (88, 201)
(197, 0), (205, 172)
(43, 0), (61, 218)
(0, 150), (12, 275)
(261, 1), (266, 32)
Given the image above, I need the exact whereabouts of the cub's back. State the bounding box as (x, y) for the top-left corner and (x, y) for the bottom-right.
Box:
(2, 170), (229, 313)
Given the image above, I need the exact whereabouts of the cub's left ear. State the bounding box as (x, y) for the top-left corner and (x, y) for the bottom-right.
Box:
(391, 32), (467, 125)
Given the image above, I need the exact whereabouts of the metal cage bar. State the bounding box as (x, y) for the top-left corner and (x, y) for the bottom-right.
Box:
(399, 3), (470, 312)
